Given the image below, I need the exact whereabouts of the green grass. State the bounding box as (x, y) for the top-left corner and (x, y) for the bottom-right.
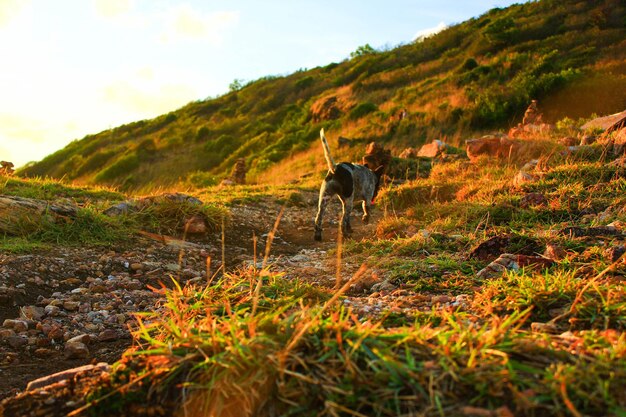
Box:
(80, 269), (626, 417)
(0, 175), (123, 203)
(0, 174), (229, 250)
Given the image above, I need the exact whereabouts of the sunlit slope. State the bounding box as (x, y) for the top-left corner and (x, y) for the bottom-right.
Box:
(20, 0), (626, 190)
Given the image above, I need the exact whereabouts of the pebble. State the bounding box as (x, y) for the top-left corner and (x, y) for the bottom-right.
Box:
(3, 319), (29, 333)
(64, 342), (90, 359)
(63, 301), (80, 311)
(7, 335), (28, 349)
(20, 306), (45, 321)
(66, 334), (91, 345)
(98, 329), (119, 342)
(0, 329), (16, 338)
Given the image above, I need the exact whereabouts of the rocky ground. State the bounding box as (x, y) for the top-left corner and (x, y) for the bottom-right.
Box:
(0, 190), (386, 399)
(0, 185), (479, 403)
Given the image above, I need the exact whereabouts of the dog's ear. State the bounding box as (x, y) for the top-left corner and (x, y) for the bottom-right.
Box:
(374, 165), (385, 177)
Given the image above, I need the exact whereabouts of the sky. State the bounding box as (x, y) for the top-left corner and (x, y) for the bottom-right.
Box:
(0, 0), (522, 168)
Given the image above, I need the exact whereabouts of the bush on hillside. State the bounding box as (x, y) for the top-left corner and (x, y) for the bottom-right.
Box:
(94, 153), (140, 182)
(349, 102), (378, 120)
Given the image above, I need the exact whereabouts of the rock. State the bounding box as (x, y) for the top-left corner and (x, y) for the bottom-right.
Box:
(63, 301), (80, 311)
(66, 334), (91, 345)
(184, 216), (208, 234)
(104, 193), (202, 216)
(7, 335), (28, 349)
(544, 244), (567, 260)
(20, 305), (45, 321)
(350, 272), (382, 293)
(0, 328), (16, 338)
(466, 136), (517, 163)
(531, 322), (558, 334)
(558, 226), (622, 238)
(97, 329), (119, 342)
(60, 277), (82, 286)
(520, 192), (547, 208)
(371, 280), (396, 292)
(129, 262), (143, 271)
(520, 159), (539, 172)
(0, 196), (77, 235)
(48, 326), (64, 340)
(398, 147), (419, 159)
(44, 305), (61, 317)
(476, 254), (553, 279)
(228, 158), (247, 185)
(64, 341), (90, 359)
(33, 348), (56, 358)
(26, 363), (110, 391)
(102, 202), (134, 217)
(417, 140), (446, 158)
(513, 171), (537, 186)
(469, 235), (511, 262)
(3, 319), (29, 333)
(432, 295), (452, 303)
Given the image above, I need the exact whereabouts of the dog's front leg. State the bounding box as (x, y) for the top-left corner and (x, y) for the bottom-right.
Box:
(314, 183), (331, 241)
(340, 196), (354, 237)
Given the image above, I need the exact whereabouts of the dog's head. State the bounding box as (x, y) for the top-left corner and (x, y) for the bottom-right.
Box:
(371, 165), (385, 202)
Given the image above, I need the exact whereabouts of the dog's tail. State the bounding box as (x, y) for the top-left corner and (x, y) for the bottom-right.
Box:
(320, 128), (336, 174)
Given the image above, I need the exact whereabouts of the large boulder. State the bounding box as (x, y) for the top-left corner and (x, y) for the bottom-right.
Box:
(0, 195), (77, 235)
(466, 136), (517, 163)
(417, 140), (447, 158)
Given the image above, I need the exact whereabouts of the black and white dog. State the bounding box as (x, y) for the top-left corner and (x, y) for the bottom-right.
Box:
(314, 129), (384, 241)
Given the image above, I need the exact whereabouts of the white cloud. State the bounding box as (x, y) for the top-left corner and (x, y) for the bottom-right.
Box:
(414, 21), (447, 41)
(101, 79), (197, 115)
(93, 0), (133, 19)
(160, 5), (239, 45)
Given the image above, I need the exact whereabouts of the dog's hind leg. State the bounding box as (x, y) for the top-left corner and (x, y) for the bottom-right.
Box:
(361, 200), (372, 224)
(314, 182), (332, 241)
(339, 195), (354, 237)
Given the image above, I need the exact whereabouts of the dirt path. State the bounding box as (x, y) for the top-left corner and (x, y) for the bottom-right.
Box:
(0, 190), (380, 398)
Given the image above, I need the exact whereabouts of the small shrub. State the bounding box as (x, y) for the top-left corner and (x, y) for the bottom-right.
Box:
(460, 57), (479, 71)
(349, 102), (378, 120)
(95, 153), (140, 182)
(295, 76), (314, 91)
(195, 126), (210, 142)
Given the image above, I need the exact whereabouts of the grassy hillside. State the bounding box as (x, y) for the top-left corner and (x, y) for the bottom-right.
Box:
(20, 0), (626, 190)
